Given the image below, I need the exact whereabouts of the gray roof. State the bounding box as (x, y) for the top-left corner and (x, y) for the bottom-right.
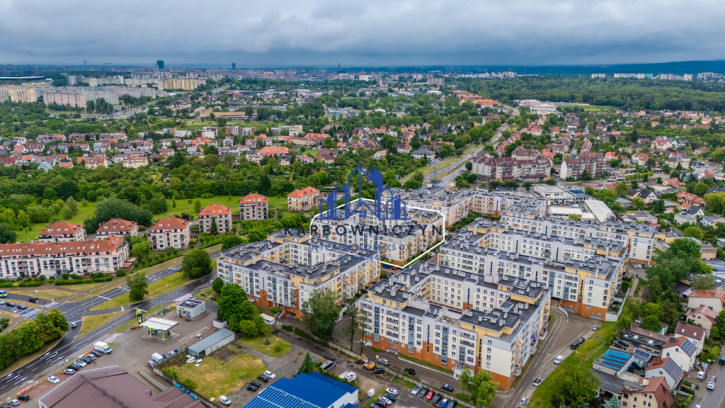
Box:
(188, 328), (234, 354)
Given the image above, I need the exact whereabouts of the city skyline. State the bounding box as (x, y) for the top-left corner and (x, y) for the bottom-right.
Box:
(1, 0), (724, 66)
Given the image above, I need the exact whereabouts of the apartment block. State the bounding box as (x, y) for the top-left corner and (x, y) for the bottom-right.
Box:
(38, 221), (87, 242)
(472, 148), (551, 181)
(358, 262), (549, 389)
(437, 218), (625, 319)
(499, 209), (662, 265)
(239, 193), (268, 220)
(311, 207), (445, 265)
(0, 236), (129, 278)
(198, 205), (233, 234)
(560, 152), (606, 179)
(216, 231), (381, 318)
(148, 217), (190, 250)
(96, 218), (139, 237)
(287, 186), (320, 212)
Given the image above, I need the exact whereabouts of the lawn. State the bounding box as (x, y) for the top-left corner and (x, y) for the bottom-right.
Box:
(236, 335), (291, 357)
(7, 288), (75, 301)
(78, 310), (127, 338)
(15, 201), (98, 242)
(91, 272), (190, 311)
(166, 348), (265, 399)
(529, 321), (617, 407)
(267, 196), (288, 211)
(160, 195), (240, 219)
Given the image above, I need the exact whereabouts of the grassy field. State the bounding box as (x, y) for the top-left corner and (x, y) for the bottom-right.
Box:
(168, 348), (265, 399)
(529, 321), (617, 407)
(15, 202), (98, 242)
(267, 196), (288, 211)
(7, 288), (75, 301)
(160, 195), (240, 219)
(236, 335), (291, 357)
(579, 104), (619, 111)
(91, 272), (190, 311)
(78, 310), (127, 338)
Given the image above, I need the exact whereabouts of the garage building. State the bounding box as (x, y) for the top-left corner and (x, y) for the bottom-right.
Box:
(187, 328), (235, 358)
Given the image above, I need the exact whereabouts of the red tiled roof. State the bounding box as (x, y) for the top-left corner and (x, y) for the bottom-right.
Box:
(98, 218), (138, 233)
(674, 321), (705, 341)
(150, 217), (189, 231)
(0, 236), (124, 257)
(640, 376), (673, 406)
(257, 146), (290, 157)
(240, 194), (268, 205)
(199, 205), (231, 216)
(40, 221), (84, 236)
(287, 186), (320, 199)
(689, 289), (725, 302)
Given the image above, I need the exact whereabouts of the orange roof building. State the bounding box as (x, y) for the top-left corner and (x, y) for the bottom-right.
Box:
(96, 218), (139, 237)
(240, 194), (269, 220)
(39, 221), (86, 243)
(198, 205), (232, 234)
(287, 186), (320, 212)
(148, 217), (190, 251)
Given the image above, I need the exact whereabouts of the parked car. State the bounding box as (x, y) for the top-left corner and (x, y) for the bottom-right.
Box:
(698, 370), (706, 380)
(533, 377), (543, 387)
(439, 398), (449, 407)
(63, 368), (75, 375)
(446, 400), (457, 408)
(719, 357), (725, 365)
(411, 385), (422, 396)
(17, 395), (30, 401)
(257, 374), (269, 382)
(7, 400), (18, 407)
(320, 360), (336, 371)
(592, 325), (598, 331)
(426, 390), (435, 400)
(5, 302), (15, 307)
(264, 370), (275, 379)
(219, 395), (231, 406)
(74, 360), (87, 367)
(91, 350), (102, 357)
(246, 383), (259, 392)
(441, 384), (454, 392)
(554, 355), (563, 365)
(520, 396), (529, 405)
(386, 387), (398, 396)
(250, 380), (261, 388)
(0, 301), (4, 306)
(570, 337), (585, 349)
(147, 360), (156, 368)
(16, 304), (27, 310)
(82, 356), (94, 364)
(48, 376), (60, 384)
(377, 356), (390, 366)
(372, 367), (384, 375)
(379, 396), (393, 406)
(27, 297), (38, 303)
(432, 393), (442, 404)
(384, 392), (396, 401)
(419, 387), (429, 398)
(70, 322), (77, 329)
(404, 367), (416, 375)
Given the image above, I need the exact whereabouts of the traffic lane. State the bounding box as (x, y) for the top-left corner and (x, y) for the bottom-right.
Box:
(693, 358), (725, 408)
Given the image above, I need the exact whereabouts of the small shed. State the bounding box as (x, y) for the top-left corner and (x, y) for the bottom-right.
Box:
(187, 329), (235, 358)
(177, 299), (206, 320)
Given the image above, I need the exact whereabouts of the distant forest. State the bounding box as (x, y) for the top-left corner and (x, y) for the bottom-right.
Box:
(450, 77), (725, 112)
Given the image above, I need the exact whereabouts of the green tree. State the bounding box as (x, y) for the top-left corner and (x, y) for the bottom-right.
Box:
(302, 290), (340, 341)
(65, 197), (79, 216)
(127, 272), (149, 301)
(299, 350), (315, 374)
(465, 162), (473, 171)
(343, 307), (360, 351)
(632, 197), (645, 210)
(84, 198), (152, 233)
(194, 199), (202, 215)
(181, 249), (213, 279)
(210, 218), (218, 235)
(460, 368), (497, 408)
(692, 274), (716, 290)
(0, 223), (17, 244)
(212, 277), (224, 294)
(15, 210), (30, 228)
(604, 395), (620, 408)
(221, 235), (244, 250)
(562, 368), (599, 406)
(683, 226), (704, 240)
(131, 240), (152, 260)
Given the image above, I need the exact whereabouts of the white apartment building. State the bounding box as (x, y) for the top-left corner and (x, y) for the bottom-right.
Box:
(0, 236), (129, 278)
(239, 193), (269, 220)
(217, 231), (380, 318)
(198, 205), (233, 234)
(359, 262), (549, 389)
(148, 217), (190, 250)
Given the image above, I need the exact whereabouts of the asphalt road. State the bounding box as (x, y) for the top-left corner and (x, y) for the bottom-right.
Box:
(0, 252), (220, 399)
(693, 356), (725, 408)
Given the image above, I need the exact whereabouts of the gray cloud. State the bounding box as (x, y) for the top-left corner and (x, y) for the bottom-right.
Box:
(0, 0), (723, 66)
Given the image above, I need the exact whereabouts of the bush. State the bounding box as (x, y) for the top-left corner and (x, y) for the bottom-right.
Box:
(116, 270), (127, 277)
(281, 325), (293, 332)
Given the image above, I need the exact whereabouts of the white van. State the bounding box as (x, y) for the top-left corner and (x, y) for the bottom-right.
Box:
(697, 370), (706, 380)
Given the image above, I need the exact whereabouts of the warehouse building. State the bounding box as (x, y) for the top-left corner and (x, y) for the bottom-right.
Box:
(187, 329), (235, 358)
(244, 371), (358, 408)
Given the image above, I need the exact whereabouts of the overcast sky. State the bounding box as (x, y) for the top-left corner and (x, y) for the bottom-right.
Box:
(0, 0), (723, 67)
